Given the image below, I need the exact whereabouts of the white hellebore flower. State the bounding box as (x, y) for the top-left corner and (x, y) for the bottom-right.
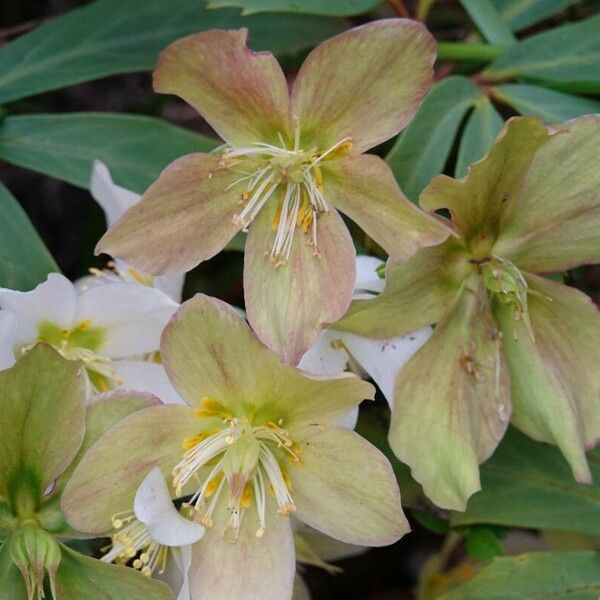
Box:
(299, 255), (432, 406)
(0, 273), (178, 397)
(103, 467), (205, 600)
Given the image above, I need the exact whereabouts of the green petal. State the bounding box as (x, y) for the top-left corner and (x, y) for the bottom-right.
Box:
(189, 495), (294, 600)
(0, 536), (27, 600)
(495, 274), (600, 482)
(390, 278), (511, 510)
(61, 405), (196, 534)
(0, 344), (86, 510)
(420, 117), (550, 252)
(493, 115), (600, 272)
(244, 198), (356, 365)
(96, 153), (241, 275)
(333, 240), (468, 338)
(292, 19), (435, 153)
(154, 29), (291, 147)
(54, 543), (172, 599)
(290, 428), (408, 546)
(322, 154), (450, 262)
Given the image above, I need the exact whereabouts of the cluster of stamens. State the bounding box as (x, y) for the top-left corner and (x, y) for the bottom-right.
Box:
(220, 130), (352, 267)
(173, 397), (302, 541)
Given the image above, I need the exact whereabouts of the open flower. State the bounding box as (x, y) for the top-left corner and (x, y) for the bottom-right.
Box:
(334, 116), (600, 510)
(0, 273), (178, 395)
(299, 255), (431, 404)
(62, 294), (408, 599)
(96, 22), (450, 364)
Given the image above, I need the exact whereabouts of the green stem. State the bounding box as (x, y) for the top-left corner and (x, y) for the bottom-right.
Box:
(437, 42), (504, 63)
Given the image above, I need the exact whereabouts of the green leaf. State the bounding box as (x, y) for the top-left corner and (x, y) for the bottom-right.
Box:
(0, 182), (59, 291)
(460, 0), (516, 45)
(411, 510), (449, 535)
(464, 527), (504, 562)
(0, 113), (218, 192)
(484, 14), (600, 93)
(451, 429), (600, 537)
(455, 96), (503, 177)
(386, 76), (481, 202)
(0, 538), (26, 600)
(0, 0), (345, 105)
(490, 0), (578, 32)
(492, 84), (600, 123)
(207, 0), (380, 16)
(440, 551), (600, 599)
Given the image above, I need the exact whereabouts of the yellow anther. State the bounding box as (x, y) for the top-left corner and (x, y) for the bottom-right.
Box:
(182, 435), (202, 450)
(194, 396), (232, 419)
(111, 518), (123, 529)
(77, 319), (92, 331)
(133, 559), (143, 569)
(205, 474), (223, 497)
(140, 552), (150, 564)
(241, 485), (253, 509)
(141, 566), (152, 577)
(324, 140), (353, 161)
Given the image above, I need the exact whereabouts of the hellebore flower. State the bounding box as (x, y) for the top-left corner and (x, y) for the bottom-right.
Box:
(96, 22), (450, 364)
(62, 294), (408, 600)
(333, 116), (600, 510)
(0, 344), (172, 599)
(300, 255), (431, 403)
(0, 273), (178, 395)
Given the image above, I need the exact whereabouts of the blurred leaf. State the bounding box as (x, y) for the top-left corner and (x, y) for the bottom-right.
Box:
(0, 182), (59, 290)
(416, 0), (436, 22)
(455, 96), (503, 177)
(464, 527), (504, 562)
(0, 0), (345, 104)
(0, 113), (218, 192)
(207, 0), (380, 16)
(490, 0), (578, 31)
(451, 429), (600, 537)
(484, 14), (600, 93)
(386, 76), (481, 202)
(412, 509), (449, 535)
(440, 551), (600, 599)
(492, 84), (600, 123)
(460, 0), (516, 45)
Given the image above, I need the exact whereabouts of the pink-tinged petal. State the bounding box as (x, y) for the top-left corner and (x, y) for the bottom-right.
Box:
(244, 199), (355, 365)
(154, 29), (291, 147)
(96, 154), (242, 275)
(62, 405), (197, 535)
(494, 274), (600, 482)
(323, 154), (451, 261)
(390, 278), (511, 510)
(290, 428), (408, 546)
(188, 496), (294, 600)
(291, 19), (435, 154)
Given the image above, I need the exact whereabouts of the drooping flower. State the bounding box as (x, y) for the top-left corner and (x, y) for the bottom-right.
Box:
(299, 255), (431, 404)
(62, 294), (408, 600)
(96, 22), (450, 364)
(0, 273), (178, 396)
(333, 116), (600, 510)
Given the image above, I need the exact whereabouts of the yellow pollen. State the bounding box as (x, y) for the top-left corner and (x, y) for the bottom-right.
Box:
(194, 396), (232, 419)
(241, 485), (253, 509)
(325, 139), (353, 160)
(77, 319), (92, 331)
(205, 474), (223, 497)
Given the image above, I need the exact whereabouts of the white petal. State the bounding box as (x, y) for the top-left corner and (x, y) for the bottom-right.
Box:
(112, 360), (186, 405)
(134, 467), (205, 547)
(0, 310), (17, 370)
(0, 273), (77, 345)
(172, 546), (192, 600)
(298, 330), (348, 375)
(342, 327), (432, 407)
(155, 274), (186, 303)
(90, 160), (140, 229)
(337, 406), (359, 430)
(354, 255), (385, 296)
(76, 282), (178, 357)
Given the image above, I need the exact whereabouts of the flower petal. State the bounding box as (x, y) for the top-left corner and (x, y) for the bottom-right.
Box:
(290, 428), (408, 546)
(494, 274), (600, 482)
(188, 496), (295, 600)
(0, 273), (77, 345)
(134, 467), (205, 547)
(62, 405), (197, 534)
(77, 282), (177, 357)
(0, 310), (17, 369)
(154, 29), (291, 147)
(354, 255), (385, 296)
(297, 329), (349, 375)
(90, 160), (140, 229)
(390, 279), (511, 510)
(112, 360), (186, 405)
(334, 240), (467, 339)
(323, 155), (451, 261)
(493, 115), (600, 272)
(244, 199), (355, 365)
(291, 19), (435, 153)
(96, 154), (242, 275)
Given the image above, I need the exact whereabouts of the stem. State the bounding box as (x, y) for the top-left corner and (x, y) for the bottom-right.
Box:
(437, 41), (504, 63)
